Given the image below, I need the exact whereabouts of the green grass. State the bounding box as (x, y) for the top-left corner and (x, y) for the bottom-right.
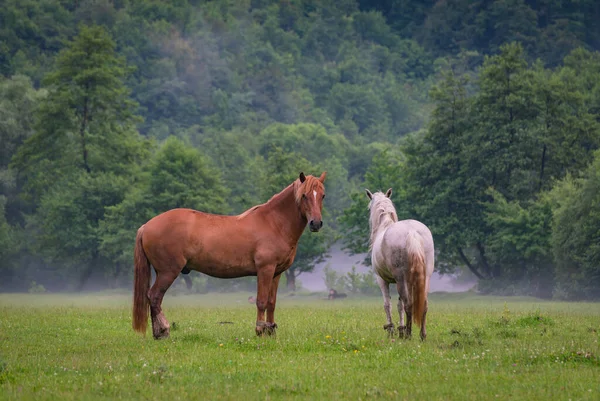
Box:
(1, 291), (599, 400)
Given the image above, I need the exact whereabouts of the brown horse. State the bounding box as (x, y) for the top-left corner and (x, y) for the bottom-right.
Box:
(132, 172), (326, 339)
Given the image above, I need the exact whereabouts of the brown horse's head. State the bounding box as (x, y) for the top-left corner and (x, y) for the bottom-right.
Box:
(295, 171), (326, 232)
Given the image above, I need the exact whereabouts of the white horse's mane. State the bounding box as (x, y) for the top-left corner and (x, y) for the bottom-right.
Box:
(368, 192), (398, 250)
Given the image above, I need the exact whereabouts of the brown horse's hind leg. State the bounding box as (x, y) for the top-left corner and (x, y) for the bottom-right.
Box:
(148, 269), (178, 340)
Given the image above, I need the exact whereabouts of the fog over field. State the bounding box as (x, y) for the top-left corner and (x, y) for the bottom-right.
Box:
(300, 244), (476, 293)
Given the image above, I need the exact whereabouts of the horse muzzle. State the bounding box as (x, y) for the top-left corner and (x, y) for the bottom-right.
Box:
(309, 219), (323, 232)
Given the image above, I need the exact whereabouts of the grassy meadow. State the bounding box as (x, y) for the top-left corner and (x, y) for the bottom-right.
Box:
(0, 291), (599, 400)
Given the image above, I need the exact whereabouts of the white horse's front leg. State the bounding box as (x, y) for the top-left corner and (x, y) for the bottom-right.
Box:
(376, 275), (394, 335)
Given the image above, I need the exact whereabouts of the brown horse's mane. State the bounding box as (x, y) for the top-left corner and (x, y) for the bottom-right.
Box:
(236, 175), (323, 220)
(293, 175), (324, 205)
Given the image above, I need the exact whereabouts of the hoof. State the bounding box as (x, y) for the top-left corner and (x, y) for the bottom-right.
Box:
(256, 321), (277, 336)
(264, 322), (277, 336)
(153, 326), (170, 340)
(398, 325), (407, 339)
(383, 323), (395, 336)
(152, 314), (170, 340)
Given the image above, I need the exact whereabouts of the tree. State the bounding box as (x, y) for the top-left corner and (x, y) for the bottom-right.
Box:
(398, 44), (600, 295)
(187, 126), (263, 214)
(27, 171), (130, 290)
(339, 149), (405, 260)
(549, 151), (600, 300)
(258, 123), (349, 167)
(401, 69), (478, 275)
(10, 24), (149, 289)
(482, 190), (554, 297)
(0, 196), (19, 290)
(0, 75), (45, 224)
(12, 24), (143, 204)
(100, 136), (229, 279)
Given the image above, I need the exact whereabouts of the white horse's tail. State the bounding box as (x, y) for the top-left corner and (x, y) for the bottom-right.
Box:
(406, 231), (426, 326)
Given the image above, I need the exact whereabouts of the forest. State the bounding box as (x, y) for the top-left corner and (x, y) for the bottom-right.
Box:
(0, 0), (599, 299)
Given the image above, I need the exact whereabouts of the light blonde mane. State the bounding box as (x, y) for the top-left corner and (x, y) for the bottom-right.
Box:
(368, 192), (398, 250)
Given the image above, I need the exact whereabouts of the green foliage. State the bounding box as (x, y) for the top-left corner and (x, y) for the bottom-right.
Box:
(361, 0), (599, 66)
(0, 196), (19, 287)
(322, 264), (378, 294)
(187, 126), (263, 214)
(341, 266), (379, 295)
(322, 263), (343, 291)
(482, 190), (554, 297)
(0, 0), (75, 80)
(549, 151), (600, 300)
(397, 43), (600, 296)
(339, 148), (405, 257)
(0, 74), (45, 225)
(2, 0), (600, 297)
(258, 123), (349, 166)
(25, 171), (130, 289)
(0, 75), (43, 169)
(100, 136), (229, 269)
(11, 24), (146, 205)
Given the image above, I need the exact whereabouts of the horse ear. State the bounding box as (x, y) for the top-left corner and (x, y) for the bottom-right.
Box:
(299, 172), (306, 183)
(318, 171), (327, 183)
(365, 189), (373, 200)
(385, 188), (392, 198)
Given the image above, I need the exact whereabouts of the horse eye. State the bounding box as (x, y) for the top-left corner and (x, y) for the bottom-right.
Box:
(322, 194), (326, 199)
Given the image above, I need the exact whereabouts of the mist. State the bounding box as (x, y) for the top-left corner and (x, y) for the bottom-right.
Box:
(300, 243), (476, 293)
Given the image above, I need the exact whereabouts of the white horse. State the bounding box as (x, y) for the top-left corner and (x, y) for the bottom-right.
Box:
(366, 189), (435, 340)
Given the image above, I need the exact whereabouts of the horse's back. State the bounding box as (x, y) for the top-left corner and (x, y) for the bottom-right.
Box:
(380, 219), (434, 277)
(141, 209), (252, 272)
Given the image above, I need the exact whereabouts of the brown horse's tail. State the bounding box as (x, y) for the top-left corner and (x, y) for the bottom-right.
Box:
(133, 225), (150, 334)
(406, 231), (426, 327)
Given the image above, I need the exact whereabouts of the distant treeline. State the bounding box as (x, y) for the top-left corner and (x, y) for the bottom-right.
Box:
(0, 0), (599, 299)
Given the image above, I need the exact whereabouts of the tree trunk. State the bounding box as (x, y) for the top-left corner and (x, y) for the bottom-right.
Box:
(79, 95), (91, 173)
(77, 263), (95, 291)
(285, 270), (296, 292)
(539, 144), (547, 191)
(457, 247), (486, 280)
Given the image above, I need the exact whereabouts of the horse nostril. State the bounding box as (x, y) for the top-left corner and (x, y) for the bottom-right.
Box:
(319, 221), (323, 229)
(309, 220), (323, 231)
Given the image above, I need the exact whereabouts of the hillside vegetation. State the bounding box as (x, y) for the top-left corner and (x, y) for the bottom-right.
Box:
(1, 0), (599, 299)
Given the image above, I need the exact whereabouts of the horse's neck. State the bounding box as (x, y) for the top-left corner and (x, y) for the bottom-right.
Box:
(262, 184), (306, 243)
(370, 214), (395, 248)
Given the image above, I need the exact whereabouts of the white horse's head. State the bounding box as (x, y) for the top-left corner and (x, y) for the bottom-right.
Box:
(365, 188), (398, 245)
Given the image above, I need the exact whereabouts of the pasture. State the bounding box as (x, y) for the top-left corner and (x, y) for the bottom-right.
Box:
(0, 291), (598, 400)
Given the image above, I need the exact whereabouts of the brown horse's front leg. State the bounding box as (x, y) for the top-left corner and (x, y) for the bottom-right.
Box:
(264, 273), (282, 335)
(255, 265), (276, 336)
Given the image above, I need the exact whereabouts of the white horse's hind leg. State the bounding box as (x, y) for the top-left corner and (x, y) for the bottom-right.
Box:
(396, 277), (411, 338)
(397, 295), (405, 328)
(420, 275), (430, 340)
(376, 275), (394, 335)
